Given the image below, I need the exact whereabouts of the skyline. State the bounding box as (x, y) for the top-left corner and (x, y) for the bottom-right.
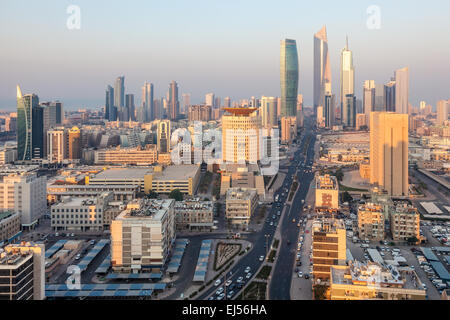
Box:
(1, 0), (450, 110)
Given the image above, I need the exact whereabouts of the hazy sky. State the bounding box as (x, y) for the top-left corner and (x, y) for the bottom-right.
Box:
(1, 0), (449, 111)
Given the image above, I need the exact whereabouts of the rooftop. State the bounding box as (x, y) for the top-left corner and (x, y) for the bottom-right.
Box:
(226, 188), (257, 200)
(117, 199), (174, 221)
(316, 174), (338, 190)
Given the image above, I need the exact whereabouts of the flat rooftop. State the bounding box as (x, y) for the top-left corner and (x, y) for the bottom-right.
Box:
(154, 165), (199, 181)
(117, 199), (174, 221)
(316, 174), (338, 190)
(92, 168), (153, 180)
(226, 188), (257, 200)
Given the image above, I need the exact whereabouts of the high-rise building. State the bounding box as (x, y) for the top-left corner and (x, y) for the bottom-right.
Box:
(357, 202), (385, 241)
(340, 37), (355, 119)
(280, 39), (299, 117)
(343, 94), (356, 128)
(66, 126), (82, 160)
(281, 116), (297, 144)
(314, 26), (331, 116)
(157, 120), (171, 153)
(324, 93), (335, 129)
(168, 81), (179, 120)
(260, 96), (278, 128)
(363, 80), (376, 125)
(105, 85), (115, 121)
(188, 105), (212, 122)
(437, 100), (449, 126)
(296, 94), (304, 127)
(374, 84), (385, 112)
(384, 80), (396, 112)
(141, 82), (154, 122)
(125, 94), (135, 121)
(394, 67), (409, 114)
(114, 76), (125, 121)
(370, 112), (409, 196)
(181, 93), (191, 115)
(222, 107), (261, 164)
(0, 242), (45, 300)
(205, 93), (215, 107)
(46, 127), (65, 163)
(31, 105), (44, 160)
(224, 97), (231, 108)
(16, 86), (39, 161)
(315, 174), (339, 211)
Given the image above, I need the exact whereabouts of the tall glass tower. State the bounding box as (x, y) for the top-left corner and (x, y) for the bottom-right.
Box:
(280, 39), (299, 118)
(314, 26), (331, 116)
(17, 85), (39, 161)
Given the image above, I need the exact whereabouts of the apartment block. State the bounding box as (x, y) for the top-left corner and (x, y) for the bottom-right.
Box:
(315, 174), (339, 211)
(225, 188), (258, 226)
(174, 199), (214, 231)
(390, 200), (420, 243)
(0, 211), (21, 244)
(357, 203), (385, 241)
(94, 145), (158, 165)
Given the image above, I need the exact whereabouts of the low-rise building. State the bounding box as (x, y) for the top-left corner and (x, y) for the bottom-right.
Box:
(0, 242), (45, 300)
(111, 199), (176, 273)
(225, 188), (258, 226)
(174, 199), (214, 231)
(330, 261), (426, 300)
(94, 145), (158, 165)
(50, 192), (114, 231)
(0, 211), (21, 245)
(47, 184), (137, 204)
(390, 200), (421, 243)
(357, 203), (385, 241)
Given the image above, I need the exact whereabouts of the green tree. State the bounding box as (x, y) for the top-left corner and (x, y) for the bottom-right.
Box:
(342, 191), (353, 203)
(169, 189), (183, 201)
(147, 190), (159, 199)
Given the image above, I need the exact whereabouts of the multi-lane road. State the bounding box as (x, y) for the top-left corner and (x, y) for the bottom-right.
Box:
(197, 117), (317, 300)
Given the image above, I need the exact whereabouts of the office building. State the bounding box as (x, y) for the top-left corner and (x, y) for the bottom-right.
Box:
(105, 85), (115, 121)
(0, 211), (21, 244)
(260, 96), (278, 128)
(50, 192), (114, 231)
(437, 100), (449, 126)
(314, 26), (331, 116)
(174, 199), (214, 231)
(394, 68), (409, 114)
(157, 120), (171, 153)
(384, 80), (396, 112)
(0, 145), (17, 165)
(370, 112), (409, 196)
(297, 94), (304, 127)
(222, 107), (261, 164)
(340, 37), (355, 119)
(181, 93), (191, 115)
(46, 127), (65, 163)
(114, 76), (125, 121)
(16, 86), (40, 161)
(168, 81), (180, 120)
(330, 261), (426, 300)
(111, 199), (175, 272)
(315, 174), (339, 211)
(225, 188), (258, 226)
(312, 218), (346, 282)
(125, 94), (135, 121)
(0, 242), (45, 300)
(343, 94), (356, 128)
(94, 145), (158, 165)
(66, 126), (82, 160)
(363, 80), (375, 126)
(357, 203), (385, 241)
(141, 82), (154, 122)
(281, 116), (297, 144)
(205, 93), (215, 107)
(280, 39), (299, 117)
(324, 92), (335, 128)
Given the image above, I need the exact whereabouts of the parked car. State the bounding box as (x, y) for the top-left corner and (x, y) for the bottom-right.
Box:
(244, 266), (251, 273)
(246, 272), (252, 279)
(214, 279), (221, 286)
(216, 287), (224, 295)
(225, 280), (232, 287)
(259, 255), (265, 262)
(236, 277), (244, 283)
(298, 271), (303, 278)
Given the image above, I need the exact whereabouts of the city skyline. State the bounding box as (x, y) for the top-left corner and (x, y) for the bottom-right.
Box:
(1, 1), (450, 110)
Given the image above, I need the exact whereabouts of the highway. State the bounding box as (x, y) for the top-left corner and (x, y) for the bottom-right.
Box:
(197, 117), (316, 300)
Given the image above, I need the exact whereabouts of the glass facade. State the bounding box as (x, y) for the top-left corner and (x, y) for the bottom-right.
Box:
(17, 88), (39, 161)
(280, 39), (299, 118)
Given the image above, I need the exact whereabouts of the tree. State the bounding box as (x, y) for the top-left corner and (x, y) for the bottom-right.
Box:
(147, 190), (158, 199)
(342, 191), (353, 203)
(169, 189), (183, 201)
(407, 236), (419, 245)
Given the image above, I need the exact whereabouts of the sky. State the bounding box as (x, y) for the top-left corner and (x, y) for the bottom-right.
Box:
(0, 0), (449, 111)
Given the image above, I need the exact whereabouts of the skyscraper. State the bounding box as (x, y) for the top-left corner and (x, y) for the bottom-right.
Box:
(314, 26), (331, 116)
(363, 80), (376, 122)
(114, 76), (125, 121)
(31, 105), (44, 159)
(224, 97), (231, 108)
(343, 94), (356, 128)
(340, 37), (355, 120)
(205, 93), (215, 107)
(181, 93), (191, 115)
(168, 81), (179, 121)
(125, 94), (135, 121)
(374, 84), (385, 112)
(370, 112), (409, 196)
(394, 67), (409, 114)
(141, 82), (154, 122)
(46, 127), (65, 163)
(17, 86), (41, 161)
(384, 80), (396, 112)
(105, 85), (115, 121)
(437, 100), (449, 126)
(260, 96), (278, 128)
(157, 120), (171, 153)
(324, 82), (335, 128)
(280, 39), (299, 118)
(66, 126), (82, 160)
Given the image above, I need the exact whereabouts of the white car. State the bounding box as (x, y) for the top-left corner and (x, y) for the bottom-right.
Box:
(246, 272), (252, 279)
(259, 255), (265, 262)
(216, 287), (224, 295)
(298, 271), (303, 278)
(214, 279), (221, 287)
(225, 280), (232, 287)
(244, 266), (251, 273)
(217, 293), (225, 300)
(236, 276), (244, 283)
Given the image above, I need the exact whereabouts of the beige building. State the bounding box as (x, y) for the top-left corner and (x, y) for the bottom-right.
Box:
(312, 218), (346, 282)
(356, 113), (367, 130)
(225, 188), (258, 226)
(157, 120), (171, 153)
(94, 145), (158, 165)
(0, 242), (45, 300)
(222, 107), (261, 164)
(0, 211), (21, 244)
(357, 203), (385, 241)
(330, 261), (426, 300)
(188, 105), (211, 122)
(220, 164), (265, 197)
(111, 199), (175, 272)
(370, 112), (409, 196)
(50, 192), (114, 231)
(390, 200), (420, 243)
(0, 145), (17, 165)
(437, 100), (449, 126)
(281, 116), (297, 144)
(315, 174), (339, 211)
(174, 199), (214, 231)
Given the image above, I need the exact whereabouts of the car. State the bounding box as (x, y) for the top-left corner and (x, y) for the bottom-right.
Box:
(225, 280), (232, 287)
(294, 268), (299, 273)
(270, 222), (274, 226)
(298, 271), (303, 278)
(297, 261), (302, 266)
(227, 291), (234, 299)
(246, 272), (252, 279)
(244, 266), (251, 273)
(217, 293), (225, 300)
(236, 276), (244, 283)
(208, 296), (215, 300)
(55, 232), (59, 237)
(216, 287), (224, 295)
(259, 255), (265, 262)
(75, 254), (81, 260)
(304, 274), (310, 279)
(214, 279), (221, 287)
(274, 222), (278, 227)
(90, 240), (95, 245)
